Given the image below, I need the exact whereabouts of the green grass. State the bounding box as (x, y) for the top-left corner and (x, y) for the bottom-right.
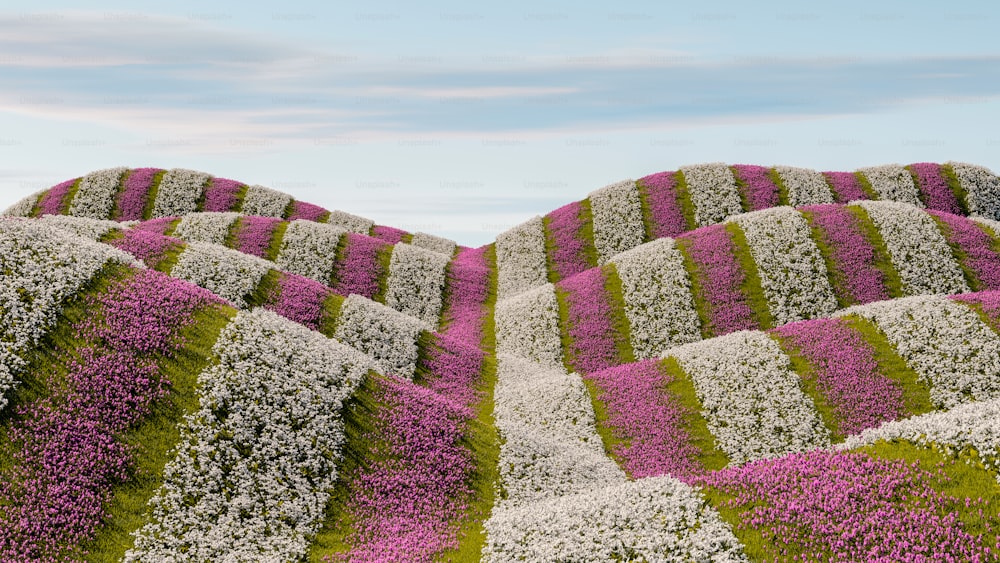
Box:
(223, 216), (242, 249)
(140, 170), (166, 220)
(193, 176), (212, 212)
(634, 178), (657, 242)
(725, 222), (775, 329)
(601, 264), (636, 365)
(940, 163), (972, 216)
(672, 170), (699, 232)
(319, 294), (346, 337)
(846, 205), (906, 298)
(729, 166), (753, 212)
(930, 214), (982, 291)
(245, 269), (282, 308)
(553, 283), (575, 374)
(659, 357), (729, 471)
(576, 198), (601, 268)
(265, 221), (290, 261)
(581, 375), (630, 474)
(853, 171), (880, 200)
(154, 244), (185, 275)
(904, 165), (930, 209)
(27, 190), (45, 217)
(281, 198), (297, 220)
(160, 218), (182, 237)
(327, 232), (351, 288)
(110, 169), (132, 220)
(231, 184), (249, 213)
(768, 168), (791, 207)
(800, 210), (855, 308)
(767, 332), (845, 442)
(62, 178), (82, 214)
(541, 213), (561, 285)
(372, 243), (394, 303)
(316, 210), (332, 224)
(673, 236), (713, 340)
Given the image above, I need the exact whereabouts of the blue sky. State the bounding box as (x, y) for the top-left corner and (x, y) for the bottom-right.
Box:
(1, 0), (997, 244)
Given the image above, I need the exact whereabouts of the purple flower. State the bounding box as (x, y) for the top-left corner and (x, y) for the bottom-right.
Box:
(801, 204), (889, 305)
(37, 179), (77, 216)
(287, 200), (328, 221)
(115, 168), (162, 220)
(418, 334), (485, 408)
(132, 216), (179, 235)
(202, 177), (243, 212)
(929, 210), (1000, 290)
(823, 171), (867, 203)
(371, 225), (409, 244)
(558, 268), (621, 373)
(638, 171), (688, 239)
(107, 229), (183, 268)
(910, 162), (962, 214)
(545, 202), (593, 281)
(334, 233), (390, 300)
(234, 216), (281, 258)
(263, 273), (332, 330)
(678, 224), (757, 335)
(440, 246), (490, 346)
(732, 164), (780, 210)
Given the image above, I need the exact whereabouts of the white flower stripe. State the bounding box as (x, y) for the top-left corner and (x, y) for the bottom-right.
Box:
(170, 241), (272, 306)
(729, 207), (838, 325)
(241, 185), (292, 218)
(172, 212), (240, 245)
(665, 330), (830, 466)
(3, 191), (43, 217)
(125, 308), (371, 562)
(835, 295), (1000, 409)
(68, 167), (127, 219)
(325, 210), (374, 234)
(495, 284), (563, 368)
(858, 164), (922, 206)
(948, 161), (1000, 220)
(483, 476), (748, 563)
(588, 179), (646, 264)
(495, 216), (548, 299)
(274, 220), (345, 284)
(609, 237), (701, 359)
(384, 243), (450, 326)
(679, 162), (743, 227)
(853, 201), (968, 296)
(152, 168), (211, 218)
(333, 294), (430, 379)
(38, 214), (121, 240)
(409, 232), (457, 256)
(775, 165), (834, 206)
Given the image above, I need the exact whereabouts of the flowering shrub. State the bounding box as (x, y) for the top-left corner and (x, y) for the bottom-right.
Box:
(107, 228), (183, 268)
(235, 215), (282, 258)
(858, 164), (922, 206)
(836, 295), (1000, 409)
(202, 177), (243, 212)
(2, 190), (43, 217)
(679, 162), (743, 226)
(151, 168), (210, 218)
(495, 284), (563, 368)
(731, 164), (780, 210)
(545, 201), (593, 281)
(126, 309), (371, 562)
(38, 214), (120, 240)
(854, 201), (968, 296)
(948, 161), (1000, 219)
(639, 171), (689, 238)
(334, 233), (389, 300)
(909, 162), (962, 214)
(679, 224), (758, 335)
(559, 268), (624, 373)
(496, 215), (548, 299)
(483, 476), (747, 562)
(68, 167), (127, 219)
(116, 167), (162, 220)
(172, 212), (239, 245)
(287, 200), (328, 222)
(385, 243), (450, 326)
(774, 165), (833, 206)
(410, 231), (457, 256)
(439, 246), (490, 345)
(800, 204), (889, 305)
(326, 209), (374, 233)
(729, 207), (837, 325)
(333, 294), (430, 379)
(822, 170), (867, 202)
(170, 241), (272, 306)
(264, 272), (335, 331)
(275, 220), (345, 284)
(35, 179), (77, 216)
(610, 238), (701, 358)
(930, 210), (1000, 290)
(241, 184), (292, 217)
(588, 179), (645, 264)
(371, 224), (408, 244)
(666, 331), (830, 465)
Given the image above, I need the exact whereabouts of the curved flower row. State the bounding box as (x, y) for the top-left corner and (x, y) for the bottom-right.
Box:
(951, 161), (1000, 218)
(384, 242), (450, 326)
(169, 241), (272, 306)
(931, 210), (1000, 290)
(544, 201), (593, 280)
(732, 164), (781, 211)
(116, 167), (163, 220)
(151, 168), (211, 218)
(68, 167), (127, 219)
(37, 214), (123, 240)
(333, 294), (431, 379)
(800, 204), (889, 305)
(495, 215), (548, 299)
(410, 231), (458, 256)
(680, 162), (743, 227)
(910, 162), (963, 214)
(234, 215), (283, 258)
(858, 164), (922, 206)
(775, 165), (834, 207)
(274, 219), (346, 284)
(172, 211), (239, 245)
(495, 284), (563, 368)
(327, 209), (375, 233)
(126, 308), (371, 562)
(241, 184), (292, 217)
(588, 179), (645, 264)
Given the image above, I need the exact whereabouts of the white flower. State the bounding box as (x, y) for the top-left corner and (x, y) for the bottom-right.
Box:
(170, 241), (272, 306)
(665, 330), (831, 466)
(325, 210), (374, 234)
(384, 242), (450, 326)
(774, 165), (834, 206)
(495, 284), (563, 368)
(679, 163), (743, 227)
(274, 220), (345, 284)
(409, 232), (457, 256)
(172, 212), (240, 245)
(589, 179), (646, 264)
(858, 164), (922, 206)
(68, 167), (127, 219)
(948, 161), (1000, 220)
(495, 215), (549, 299)
(484, 476), (748, 563)
(241, 185), (292, 218)
(152, 168), (211, 218)
(2, 190), (44, 217)
(609, 238), (701, 359)
(728, 207), (838, 326)
(852, 200), (968, 296)
(126, 308), (371, 562)
(835, 295), (1000, 409)
(38, 214), (121, 240)
(333, 294), (431, 379)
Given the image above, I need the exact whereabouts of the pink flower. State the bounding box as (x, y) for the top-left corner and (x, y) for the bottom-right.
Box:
(639, 171), (689, 239)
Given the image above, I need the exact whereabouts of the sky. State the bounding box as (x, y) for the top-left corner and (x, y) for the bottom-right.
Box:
(0, 0), (998, 245)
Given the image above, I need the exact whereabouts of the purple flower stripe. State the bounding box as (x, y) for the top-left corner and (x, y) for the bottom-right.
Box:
(235, 216), (281, 258)
(771, 318), (905, 435)
(586, 360), (704, 480)
(264, 273), (331, 330)
(115, 168), (162, 220)
(0, 269), (218, 561)
(107, 229), (184, 268)
(698, 450), (996, 562)
(328, 377), (474, 563)
(929, 210), (1000, 290)
(37, 179), (76, 216)
(287, 200), (328, 222)
(951, 290), (1000, 333)
(823, 171), (868, 203)
(334, 233), (389, 300)
(371, 225), (409, 244)
(546, 201), (592, 280)
(910, 162), (962, 214)
(558, 268), (620, 373)
(132, 216), (178, 235)
(419, 334), (484, 409)
(679, 224), (757, 335)
(639, 171), (688, 239)
(801, 204), (889, 305)
(440, 246), (490, 346)
(732, 164), (780, 210)
(202, 177), (243, 212)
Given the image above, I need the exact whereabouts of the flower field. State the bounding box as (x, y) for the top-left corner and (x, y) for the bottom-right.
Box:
(3, 161), (1000, 561)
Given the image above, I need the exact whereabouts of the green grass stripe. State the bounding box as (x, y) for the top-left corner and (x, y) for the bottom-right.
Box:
(232, 184), (249, 213)
(929, 214), (982, 291)
(160, 218), (182, 237)
(552, 282), (575, 374)
(659, 357), (729, 472)
(725, 222), (775, 330)
(265, 221), (290, 262)
(800, 209), (856, 309)
(372, 242), (394, 304)
(110, 168), (132, 220)
(940, 163), (972, 216)
(853, 170), (880, 200)
(223, 216), (242, 249)
(841, 315), (935, 417)
(281, 198), (297, 220)
(140, 170), (166, 221)
(576, 198), (600, 269)
(767, 332), (844, 442)
(316, 210), (332, 224)
(541, 213), (561, 285)
(27, 189), (45, 217)
(904, 165), (931, 209)
(192, 176), (211, 212)
(634, 177), (657, 243)
(845, 204), (906, 298)
(480, 245), (498, 355)
(768, 167), (791, 207)
(581, 375), (628, 471)
(328, 232), (351, 288)
(318, 293), (345, 337)
(246, 269), (282, 308)
(62, 177), (83, 215)
(673, 236), (714, 340)
(672, 170), (699, 232)
(729, 166), (753, 213)
(697, 486), (771, 562)
(601, 264), (636, 365)
(400, 232), (414, 244)
(154, 244), (185, 275)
